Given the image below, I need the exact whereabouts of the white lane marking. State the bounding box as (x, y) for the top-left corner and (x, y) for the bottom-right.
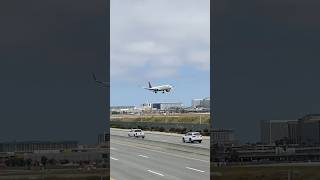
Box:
(110, 147), (117, 150)
(147, 170), (164, 177)
(110, 157), (119, 161)
(138, 155), (149, 158)
(193, 144), (203, 147)
(186, 167), (205, 173)
(112, 141), (209, 163)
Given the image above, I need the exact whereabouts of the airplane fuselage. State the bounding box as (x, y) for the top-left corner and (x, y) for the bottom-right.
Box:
(145, 84), (173, 93)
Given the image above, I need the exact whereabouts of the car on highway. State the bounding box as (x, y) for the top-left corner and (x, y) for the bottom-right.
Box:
(182, 132), (202, 143)
(128, 129), (145, 138)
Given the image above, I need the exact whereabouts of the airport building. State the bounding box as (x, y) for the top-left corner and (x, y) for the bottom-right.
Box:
(192, 99), (202, 108)
(151, 102), (183, 111)
(213, 144), (320, 165)
(23, 149), (106, 162)
(260, 120), (298, 144)
(288, 120), (299, 144)
(98, 134), (105, 144)
(260, 114), (320, 145)
(200, 97), (210, 109)
(212, 129), (235, 145)
(98, 132), (109, 145)
(191, 97), (210, 109)
(139, 103), (152, 112)
(298, 114), (320, 145)
(111, 106), (135, 110)
(0, 141), (78, 153)
(110, 105), (140, 114)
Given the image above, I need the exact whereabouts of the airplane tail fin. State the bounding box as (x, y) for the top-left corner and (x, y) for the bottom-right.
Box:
(148, 82), (152, 88)
(92, 73), (109, 87)
(92, 73), (97, 81)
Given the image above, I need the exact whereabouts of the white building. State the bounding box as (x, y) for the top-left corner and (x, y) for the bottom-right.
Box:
(201, 97), (210, 109)
(192, 99), (202, 108)
(151, 102), (183, 110)
(192, 97), (210, 109)
(110, 106), (141, 114)
(260, 120), (298, 144)
(212, 129), (235, 145)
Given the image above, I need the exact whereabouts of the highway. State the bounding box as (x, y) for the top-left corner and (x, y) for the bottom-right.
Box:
(111, 128), (210, 149)
(110, 128), (210, 180)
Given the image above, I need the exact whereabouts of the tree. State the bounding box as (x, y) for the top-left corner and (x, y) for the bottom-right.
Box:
(41, 156), (48, 167)
(48, 158), (57, 166)
(25, 159), (32, 169)
(230, 149), (240, 162)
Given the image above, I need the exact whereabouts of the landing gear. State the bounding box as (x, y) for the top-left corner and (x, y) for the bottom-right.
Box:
(162, 91), (165, 93)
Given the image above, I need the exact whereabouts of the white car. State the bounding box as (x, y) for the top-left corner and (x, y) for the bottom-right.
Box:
(128, 129), (145, 138)
(182, 132), (202, 143)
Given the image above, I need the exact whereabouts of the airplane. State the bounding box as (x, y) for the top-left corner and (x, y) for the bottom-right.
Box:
(144, 82), (173, 93)
(92, 73), (109, 87)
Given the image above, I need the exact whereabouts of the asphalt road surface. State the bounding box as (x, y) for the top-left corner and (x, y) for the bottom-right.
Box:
(110, 129), (210, 180)
(110, 128), (210, 149)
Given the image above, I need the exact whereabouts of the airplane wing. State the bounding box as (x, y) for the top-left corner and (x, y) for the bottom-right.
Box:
(142, 87), (157, 92)
(143, 87), (154, 91)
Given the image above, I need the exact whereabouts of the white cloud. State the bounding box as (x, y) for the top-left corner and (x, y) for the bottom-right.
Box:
(125, 41), (171, 55)
(188, 50), (210, 70)
(111, 0), (210, 82)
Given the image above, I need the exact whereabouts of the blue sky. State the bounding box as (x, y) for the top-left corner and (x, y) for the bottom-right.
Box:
(110, 0), (210, 106)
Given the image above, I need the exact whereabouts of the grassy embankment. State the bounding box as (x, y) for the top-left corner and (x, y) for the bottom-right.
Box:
(111, 113), (210, 124)
(212, 166), (320, 180)
(0, 169), (110, 180)
(111, 114), (210, 134)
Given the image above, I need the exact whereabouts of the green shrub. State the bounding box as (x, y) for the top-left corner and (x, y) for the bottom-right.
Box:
(159, 127), (165, 132)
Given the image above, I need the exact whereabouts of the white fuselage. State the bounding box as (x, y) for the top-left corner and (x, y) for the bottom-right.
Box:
(147, 84), (172, 93)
